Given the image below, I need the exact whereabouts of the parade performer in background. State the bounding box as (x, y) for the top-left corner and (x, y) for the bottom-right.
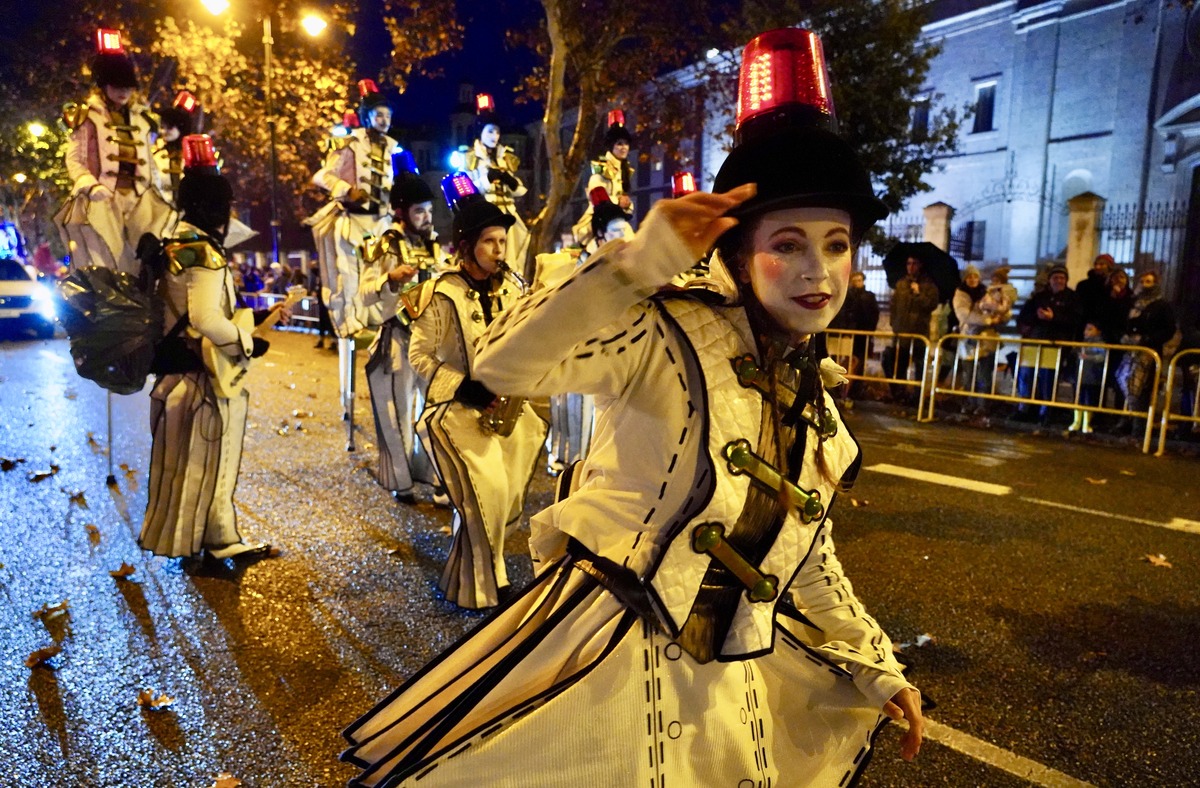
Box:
(359, 172), (443, 503)
(139, 135), (278, 562)
(405, 174), (546, 609)
(308, 80), (399, 417)
(571, 108), (635, 247)
(344, 29), (922, 786)
(464, 93), (529, 268)
(56, 28), (174, 274)
(152, 91), (199, 207)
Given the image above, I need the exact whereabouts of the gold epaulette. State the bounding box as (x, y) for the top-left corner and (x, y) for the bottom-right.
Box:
(320, 135), (353, 154)
(165, 236), (226, 274)
(502, 150), (521, 172)
(61, 102), (90, 131)
(400, 278), (438, 321)
(590, 159), (606, 176)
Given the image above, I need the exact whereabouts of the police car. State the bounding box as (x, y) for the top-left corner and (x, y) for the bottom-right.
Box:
(0, 257), (57, 339)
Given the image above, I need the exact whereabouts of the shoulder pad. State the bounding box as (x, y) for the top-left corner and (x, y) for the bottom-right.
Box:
(590, 160), (606, 176)
(321, 135), (353, 154)
(400, 278), (439, 321)
(61, 102), (90, 130)
(165, 238), (226, 273)
(503, 151), (520, 170)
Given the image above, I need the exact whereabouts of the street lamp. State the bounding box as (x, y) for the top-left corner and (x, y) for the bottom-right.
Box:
(204, 2), (326, 265)
(13, 173), (27, 184)
(27, 122), (47, 139)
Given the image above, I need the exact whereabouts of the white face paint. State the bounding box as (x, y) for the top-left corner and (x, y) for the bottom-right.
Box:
(743, 207), (853, 340)
(480, 124), (501, 148)
(369, 106), (392, 133)
(602, 218), (633, 243)
(105, 85), (134, 106)
(162, 126), (181, 143)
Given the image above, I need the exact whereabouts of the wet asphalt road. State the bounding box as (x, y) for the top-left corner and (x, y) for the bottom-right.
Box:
(1, 327), (1197, 787)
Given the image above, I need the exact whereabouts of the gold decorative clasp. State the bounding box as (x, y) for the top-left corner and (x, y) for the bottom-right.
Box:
(692, 523), (778, 603)
(723, 439), (824, 523)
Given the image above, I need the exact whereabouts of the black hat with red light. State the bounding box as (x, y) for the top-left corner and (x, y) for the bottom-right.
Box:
(602, 109), (633, 150)
(441, 171), (514, 247)
(711, 29), (887, 238)
(356, 79), (391, 127)
(474, 93), (503, 137)
(589, 186), (631, 239)
(91, 29), (138, 89)
(157, 91), (199, 135)
(177, 135), (233, 241)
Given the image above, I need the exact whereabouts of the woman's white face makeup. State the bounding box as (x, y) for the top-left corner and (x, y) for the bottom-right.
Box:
(744, 207), (853, 340)
(480, 124), (501, 148)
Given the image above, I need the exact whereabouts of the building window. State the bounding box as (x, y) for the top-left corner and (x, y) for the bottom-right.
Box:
(972, 82), (996, 134)
(911, 95), (930, 141)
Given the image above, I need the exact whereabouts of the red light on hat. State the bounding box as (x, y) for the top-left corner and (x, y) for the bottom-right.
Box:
(342, 110), (361, 128)
(173, 91), (198, 113)
(95, 28), (123, 54)
(475, 93), (495, 113)
(181, 134), (218, 169)
(672, 172), (696, 197)
(589, 186), (612, 206)
(607, 109), (625, 128)
(358, 79), (380, 98)
(735, 28), (833, 131)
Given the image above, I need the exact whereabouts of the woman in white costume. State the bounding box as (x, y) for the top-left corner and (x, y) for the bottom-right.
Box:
(343, 29), (922, 787)
(464, 94), (529, 268)
(139, 136), (275, 562)
(406, 175), (547, 609)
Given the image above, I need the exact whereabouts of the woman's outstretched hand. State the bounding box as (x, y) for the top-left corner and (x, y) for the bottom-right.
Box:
(650, 183), (757, 259)
(883, 686), (924, 761)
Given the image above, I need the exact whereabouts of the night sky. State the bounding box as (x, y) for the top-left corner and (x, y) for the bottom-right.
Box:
(351, 0), (544, 128)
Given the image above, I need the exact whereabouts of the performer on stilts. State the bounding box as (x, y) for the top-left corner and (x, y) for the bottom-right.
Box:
(343, 29), (923, 786)
(152, 91), (200, 208)
(464, 93), (529, 269)
(405, 173), (547, 609)
(307, 79), (399, 423)
(55, 28), (176, 485)
(359, 171), (443, 503)
(139, 135), (278, 562)
(571, 108), (635, 248)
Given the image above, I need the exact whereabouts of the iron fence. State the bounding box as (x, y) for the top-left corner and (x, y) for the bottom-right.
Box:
(1098, 201), (1189, 293)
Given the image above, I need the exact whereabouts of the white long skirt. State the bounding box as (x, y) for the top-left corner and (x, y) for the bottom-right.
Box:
(417, 400), (546, 609)
(139, 371), (247, 558)
(366, 322), (433, 494)
(343, 563), (888, 787)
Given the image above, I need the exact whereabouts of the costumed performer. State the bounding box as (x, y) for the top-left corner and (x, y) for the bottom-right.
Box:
(342, 28), (922, 787)
(571, 108), (634, 248)
(153, 91), (199, 208)
(405, 173), (547, 610)
(139, 135), (277, 562)
(464, 93), (529, 268)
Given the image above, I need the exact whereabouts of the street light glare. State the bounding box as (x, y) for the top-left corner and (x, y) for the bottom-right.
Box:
(301, 14), (327, 36)
(201, 0), (230, 15)
(13, 173), (28, 184)
(27, 122), (47, 138)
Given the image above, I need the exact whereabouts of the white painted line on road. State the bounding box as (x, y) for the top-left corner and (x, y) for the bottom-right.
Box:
(1167, 518), (1200, 534)
(864, 463), (1013, 496)
(920, 718), (1096, 788)
(1019, 497), (1186, 530)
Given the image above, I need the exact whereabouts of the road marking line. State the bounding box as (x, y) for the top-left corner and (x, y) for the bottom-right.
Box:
(864, 463), (1012, 496)
(1019, 497), (1184, 529)
(1167, 518), (1200, 533)
(921, 719), (1096, 788)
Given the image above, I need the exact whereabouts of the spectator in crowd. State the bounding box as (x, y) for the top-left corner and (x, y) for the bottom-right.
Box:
(1068, 322), (1106, 435)
(1114, 270), (1177, 434)
(828, 269), (879, 399)
(953, 264), (999, 416)
(1014, 263), (1081, 422)
(1095, 269), (1133, 345)
(1076, 253), (1115, 332)
(241, 262), (264, 293)
(308, 265), (334, 349)
(887, 255), (939, 403)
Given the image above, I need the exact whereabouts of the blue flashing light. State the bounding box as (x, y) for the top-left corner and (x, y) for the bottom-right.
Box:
(393, 148), (418, 176)
(447, 148), (467, 171)
(331, 124), (350, 137)
(440, 171), (478, 209)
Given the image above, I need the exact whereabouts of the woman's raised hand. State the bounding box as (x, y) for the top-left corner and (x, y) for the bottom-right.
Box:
(651, 183), (757, 260)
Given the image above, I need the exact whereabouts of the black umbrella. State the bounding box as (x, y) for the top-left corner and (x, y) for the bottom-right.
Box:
(881, 241), (961, 302)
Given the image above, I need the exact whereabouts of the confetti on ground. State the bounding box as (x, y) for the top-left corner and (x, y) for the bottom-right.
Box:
(1143, 553), (1173, 568)
(25, 645), (62, 669)
(32, 600), (70, 620)
(136, 689), (176, 711)
(109, 562), (137, 579)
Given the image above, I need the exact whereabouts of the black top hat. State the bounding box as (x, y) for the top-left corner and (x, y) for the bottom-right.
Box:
(602, 109), (632, 150)
(441, 172), (514, 245)
(391, 172), (435, 214)
(156, 106), (193, 135)
(357, 79), (391, 126)
(712, 29), (886, 237)
(177, 135), (232, 240)
(93, 52), (138, 89)
(589, 187), (631, 238)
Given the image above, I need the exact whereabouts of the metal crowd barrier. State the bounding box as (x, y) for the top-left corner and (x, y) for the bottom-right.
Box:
(1156, 348), (1200, 457)
(240, 290), (321, 328)
(825, 329), (933, 410)
(924, 333), (1163, 453)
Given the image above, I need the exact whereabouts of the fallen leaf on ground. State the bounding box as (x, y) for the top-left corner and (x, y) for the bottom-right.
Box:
(307, 393), (318, 399)
(33, 600), (70, 620)
(1, 457), (25, 471)
(276, 426), (289, 436)
(64, 391), (77, 400)
(25, 645), (62, 668)
(1119, 470), (1136, 477)
(85, 524), (101, 543)
(28, 465), (61, 482)
(439, 525), (452, 536)
(291, 409), (313, 418)
(848, 497), (870, 508)
(895, 633), (936, 651)
(211, 773), (242, 788)
(1144, 553), (1173, 568)
(68, 491), (89, 508)
(136, 689), (176, 711)
(267, 546), (282, 558)
(109, 562), (137, 579)
(86, 432), (107, 454)
(1085, 477), (1107, 485)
